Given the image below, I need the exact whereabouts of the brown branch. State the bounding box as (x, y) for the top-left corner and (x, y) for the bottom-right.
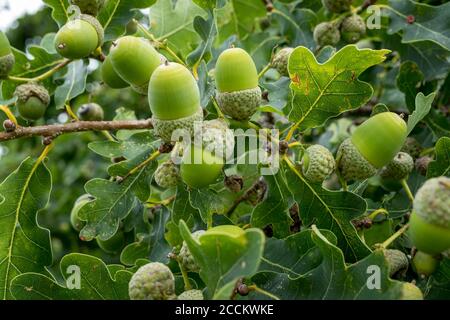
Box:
(0, 119), (153, 142)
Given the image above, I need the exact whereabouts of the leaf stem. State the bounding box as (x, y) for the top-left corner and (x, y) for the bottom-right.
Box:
(177, 260), (192, 291)
(400, 179), (414, 203)
(8, 59), (71, 83)
(121, 150), (161, 182)
(0, 105), (18, 126)
(211, 96), (225, 119)
(380, 224), (409, 249)
(134, 21), (186, 67)
(258, 63), (272, 79)
(65, 103), (79, 121)
(420, 147), (435, 157)
(248, 285), (280, 300)
(368, 208), (388, 221)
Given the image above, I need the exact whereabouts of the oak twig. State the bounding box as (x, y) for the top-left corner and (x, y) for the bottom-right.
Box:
(0, 119), (153, 142)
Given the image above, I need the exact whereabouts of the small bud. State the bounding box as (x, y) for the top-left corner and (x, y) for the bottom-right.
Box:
(3, 119), (16, 132)
(237, 284), (249, 296)
(415, 156), (432, 176)
(225, 175), (244, 193)
(279, 140), (289, 155)
(42, 136), (53, 146)
(159, 142), (174, 154)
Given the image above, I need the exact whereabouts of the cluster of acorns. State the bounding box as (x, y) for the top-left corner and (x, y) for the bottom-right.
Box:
(314, 0), (366, 47)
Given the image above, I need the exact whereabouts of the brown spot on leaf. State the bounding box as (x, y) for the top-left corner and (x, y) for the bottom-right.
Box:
(406, 15), (415, 24)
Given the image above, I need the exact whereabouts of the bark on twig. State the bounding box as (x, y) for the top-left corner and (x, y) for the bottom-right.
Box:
(0, 119), (153, 142)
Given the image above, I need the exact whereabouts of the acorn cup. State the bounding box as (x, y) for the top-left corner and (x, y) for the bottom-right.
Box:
(313, 22), (341, 47)
(109, 36), (161, 94)
(340, 14), (366, 44)
(215, 48), (262, 120)
(301, 145), (336, 183)
(409, 177), (450, 255)
(14, 83), (50, 121)
(272, 47), (294, 77)
(337, 112), (407, 182)
(148, 62), (203, 142)
(70, 0), (105, 16)
(0, 31), (15, 78)
(101, 55), (129, 89)
(128, 262), (176, 300)
(179, 230), (205, 272)
(55, 14), (104, 59)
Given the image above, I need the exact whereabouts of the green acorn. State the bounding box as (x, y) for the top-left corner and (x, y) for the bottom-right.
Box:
(128, 262), (176, 300)
(149, 62), (203, 142)
(178, 289), (204, 300)
(14, 83), (50, 121)
(313, 22), (341, 47)
(337, 112), (407, 181)
(70, 194), (93, 232)
(77, 103), (104, 121)
(215, 48), (261, 120)
(110, 36), (161, 94)
(340, 14), (366, 44)
(409, 177), (450, 255)
(96, 230), (125, 254)
(322, 0), (352, 13)
(154, 160), (180, 188)
(379, 152), (414, 181)
(70, 0), (105, 16)
(101, 55), (129, 89)
(399, 282), (423, 300)
(194, 119), (235, 161)
(271, 47), (294, 77)
(401, 137), (423, 160)
(180, 145), (224, 189)
(0, 31), (14, 78)
(412, 251), (439, 277)
(179, 230), (205, 272)
(383, 249), (409, 278)
(301, 145), (335, 183)
(55, 15), (104, 59)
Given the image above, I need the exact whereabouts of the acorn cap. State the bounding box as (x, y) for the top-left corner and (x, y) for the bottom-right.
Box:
(128, 262), (176, 300)
(80, 14), (104, 47)
(178, 289), (204, 300)
(379, 152), (414, 180)
(272, 47), (294, 76)
(148, 62), (200, 120)
(110, 36), (161, 87)
(337, 138), (377, 181)
(313, 22), (341, 47)
(154, 160), (180, 188)
(152, 108), (203, 142)
(413, 177), (450, 229)
(14, 83), (50, 106)
(215, 48), (259, 93)
(194, 119), (235, 161)
(351, 112), (407, 168)
(179, 230), (205, 272)
(70, 0), (105, 16)
(383, 249), (409, 278)
(216, 86), (261, 120)
(302, 144), (335, 183)
(0, 53), (14, 78)
(340, 14), (366, 43)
